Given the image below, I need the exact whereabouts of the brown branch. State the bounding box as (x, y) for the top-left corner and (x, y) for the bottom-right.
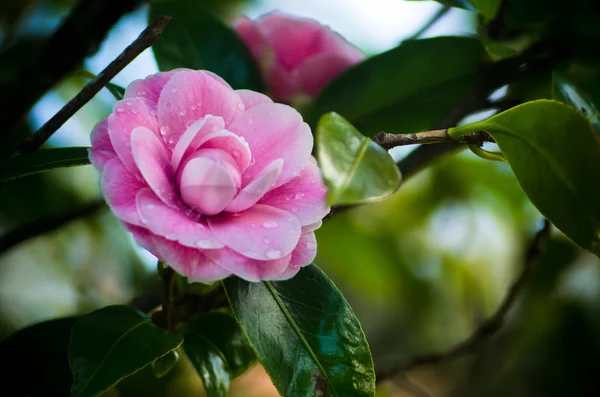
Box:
(0, 199), (106, 255)
(376, 219), (552, 383)
(0, 0), (143, 135)
(15, 15), (171, 155)
(373, 130), (494, 150)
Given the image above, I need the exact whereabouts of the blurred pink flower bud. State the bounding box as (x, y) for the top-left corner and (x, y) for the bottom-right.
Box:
(234, 11), (364, 102)
(90, 69), (329, 282)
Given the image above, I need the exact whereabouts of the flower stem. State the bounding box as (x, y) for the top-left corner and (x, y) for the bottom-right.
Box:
(161, 264), (176, 331)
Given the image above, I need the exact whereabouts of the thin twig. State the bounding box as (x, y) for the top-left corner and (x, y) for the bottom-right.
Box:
(0, 199), (106, 255)
(406, 5), (451, 41)
(376, 219), (552, 382)
(373, 130), (494, 150)
(15, 15), (171, 155)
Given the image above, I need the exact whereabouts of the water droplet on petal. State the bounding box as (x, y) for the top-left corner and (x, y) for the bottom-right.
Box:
(237, 103), (245, 111)
(125, 102), (133, 107)
(146, 204), (155, 209)
(264, 238), (271, 244)
(172, 87), (178, 93)
(263, 220), (278, 229)
(116, 107), (124, 113)
(160, 126), (169, 136)
(131, 108), (139, 114)
(295, 193), (304, 199)
(150, 109), (158, 116)
(266, 248), (281, 259)
(285, 195), (292, 201)
(250, 158), (256, 166)
(191, 105), (197, 110)
(292, 207), (299, 213)
(179, 110), (186, 116)
(196, 240), (213, 249)
(166, 233), (177, 240)
(232, 150), (240, 158)
(137, 90), (147, 96)
(306, 242), (317, 250)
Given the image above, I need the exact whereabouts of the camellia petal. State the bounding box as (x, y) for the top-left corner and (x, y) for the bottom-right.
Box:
(228, 103), (312, 188)
(208, 204), (301, 261)
(89, 117), (116, 172)
(270, 232), (317, 280)
(170, 115), (226, 171)
(157, 70), (244, 148)
(226, 159), (284, 213)
(259, 160), (329, 226)
(131, 126), (179, 208)
(101, 159), (145, 226)
(205, 247), (291, 282)
(136, 188), (224, 250)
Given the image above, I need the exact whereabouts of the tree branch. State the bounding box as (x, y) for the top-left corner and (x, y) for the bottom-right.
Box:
(0, 0), (143, 136)
(406, 5), (451, 41)
(0, 199), (106, 255)
(376, 219), (552, 382)
(373, 130), (494, 150)
(15, 15), (171, 155)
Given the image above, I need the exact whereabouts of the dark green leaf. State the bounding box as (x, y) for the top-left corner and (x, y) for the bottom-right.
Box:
(150, 0), (263, 91)
(182, 312), (256, 378)
(317, 112), (401, 206)
(69, 305), (183, 397)
(180, 312), (255, 397)
(308, 37), (484, 136)
(0, 317), (78, 397)
(449, 100), (600, 256)
(223, 265), (376, 397)
(0, 147), (91, 183)
(183, 335), (230, 397)
(553, 73), (600, 134)
(151, 350), (179, 379)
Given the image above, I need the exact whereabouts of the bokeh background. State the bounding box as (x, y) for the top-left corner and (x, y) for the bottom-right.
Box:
(1, 1), (600, 396)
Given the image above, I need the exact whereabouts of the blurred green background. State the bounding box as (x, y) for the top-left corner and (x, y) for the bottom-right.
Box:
(1, 1), (600, 396)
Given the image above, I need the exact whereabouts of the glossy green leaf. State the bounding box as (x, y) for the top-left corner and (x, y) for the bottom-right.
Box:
(449, 100), (600, 255)
(69, 305), (183, 397)
(0, 317), (78, 397)
(222, 265), (376, 397)
(317, 112), (401, 206)
(308, 38), (483, 136)
(0, 147), (91, 183)
(151, 350), (179, 379)
(150, 0), (263, 91)
(180, 312), (256, 397)
(553, 73), (600, 134)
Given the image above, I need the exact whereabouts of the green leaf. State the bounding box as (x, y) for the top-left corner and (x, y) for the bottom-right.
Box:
(0, 317), (79, 397)
(222, 265), (376, 397)
(449, 100), (600, 255)
(150, 0), (263, 91)
(0, 147), (91, 183)
(307, 37), (483, 136)
(317, 112), (401, 206)
(409, 0), (501, 20)
(69, 305), (183, 397)
(553, 73), (600, 135)
(180, 312), (256, 397)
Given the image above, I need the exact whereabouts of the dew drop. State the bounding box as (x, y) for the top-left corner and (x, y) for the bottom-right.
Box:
(292, 207), (299, 213)
(295, 193), (304, 199)
(146, 204), (155, 210)
(266, 248), (281, 259)
(160, 126), (169, 136)
(311, 179), (317, 184)
(131, 108), (139, 114)
(306, 242), (317, 250)
(263, 220), (278, 229)
(116, 107), (124, 113)
(150, 109), (158, 117)
(250, 158), (256, 166)
(172, 87), (178, 93)
(232, 150), (240, 158)
(166, 233), (177, 240)
(125, 102), (133, 107)
(179, 110), (186, 116)
(285, 195), (292, 201)
(264, 238), (271, 244)
(237, 103), (245, 111)
(196, 240), (213, 249)
(125, 141), (131, 148)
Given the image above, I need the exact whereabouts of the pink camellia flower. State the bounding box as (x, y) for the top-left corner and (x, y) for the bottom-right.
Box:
(234, 11), (364, 102)
(89, 69), (329, 282)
